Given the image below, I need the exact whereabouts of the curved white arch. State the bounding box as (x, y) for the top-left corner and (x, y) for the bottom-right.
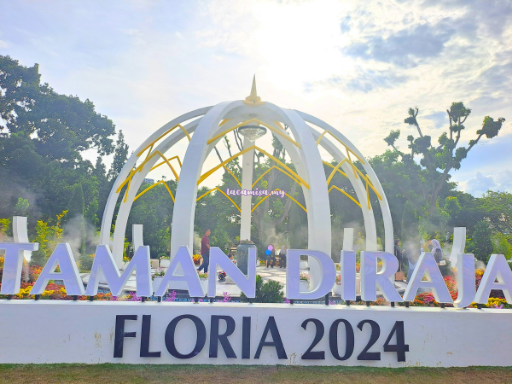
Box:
(170, 101), (241, 260)
(310, 128), (378, 251)
(108, 109), (311, 265)
(296, 111), (394, 253)
(100, 106), (212, 246)
(99, 99), (393, 276)
(270, 106), (331, 287)
(110, 118), (203, 261)
(166, 101), (331, 287)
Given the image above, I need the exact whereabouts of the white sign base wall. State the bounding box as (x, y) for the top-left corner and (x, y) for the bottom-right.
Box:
(1, 301), (511, 367)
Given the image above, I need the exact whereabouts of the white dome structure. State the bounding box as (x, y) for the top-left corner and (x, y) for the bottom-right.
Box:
(99, 77), (394, 288)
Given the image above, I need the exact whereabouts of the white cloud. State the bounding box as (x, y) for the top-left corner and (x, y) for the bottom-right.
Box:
(464, 172), (496, 196)
(1, 0), (510, 190)
(463, 170), (512, 197)
(493, 170), (512, 190)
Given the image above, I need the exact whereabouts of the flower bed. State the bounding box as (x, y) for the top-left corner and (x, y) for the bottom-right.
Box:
(0, 266), (509, 308)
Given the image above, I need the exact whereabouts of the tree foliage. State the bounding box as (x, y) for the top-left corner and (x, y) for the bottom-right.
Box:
(384, 103), (505, 214)
(467, 220), (494, 263)
(401, 201), (420, 263)
(0, 56), (118, 232)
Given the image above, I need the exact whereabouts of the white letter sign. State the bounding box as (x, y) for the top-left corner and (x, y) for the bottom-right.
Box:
(155, 246), (203, 297)
(31, 243), (85, 295)
(339, 250), (357, 301)
(360, 251), (403, 302)
(86, 245), (152, 297)
(475, 254), (512, 304)
(208, 247), (256, 298)
(454, 254), (475, 309)
(0, 242), (39, 294)
(404, 253), (453, 303)
(286, 249), (336, 300)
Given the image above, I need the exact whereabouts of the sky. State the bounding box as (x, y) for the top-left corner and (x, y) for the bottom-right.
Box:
(1, 0), (511, 196)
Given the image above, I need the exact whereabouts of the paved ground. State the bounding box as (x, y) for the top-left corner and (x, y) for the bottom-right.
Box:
(82, 264), (288, 297)
(84, 263), (407, 298)
(214, 265), (408, 299)
(255, 264), (288, 285)
(215, 265), (287, 297)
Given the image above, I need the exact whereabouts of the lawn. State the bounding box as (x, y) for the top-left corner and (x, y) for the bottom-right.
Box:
(1, 364), (512, 384)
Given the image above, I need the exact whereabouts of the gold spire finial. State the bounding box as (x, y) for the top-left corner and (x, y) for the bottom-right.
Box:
(243, 75), (265, 106)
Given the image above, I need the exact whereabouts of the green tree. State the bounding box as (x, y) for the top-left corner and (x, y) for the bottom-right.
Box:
(211, 228), (230, 253)
(0, 56), (116, 228)
(401, 201), (420, 264)
(109, 130), (129, 181)
(446, 191), (486, 232)
(67, 183), (85, 220)
(492, 233), (512, 259)
(67, 183), (89, 268)
(479, 191), (512, 234)
(93, 156), (110, 225)
(127, 180), (176, 258)
(30, 211), (66, 266)
(368, 150), (425, 238)
(0, 56), (114, 160)
(384, 103), (505, 214)
(13, 197), (29, 217)
(444, 196), (461, 218)
(0, 218), (11, 239)
(467, 220), (494, 263)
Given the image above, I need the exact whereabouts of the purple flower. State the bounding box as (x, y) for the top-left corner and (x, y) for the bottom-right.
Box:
(129, 293), (141, 302)
(164, 290), (177, 302)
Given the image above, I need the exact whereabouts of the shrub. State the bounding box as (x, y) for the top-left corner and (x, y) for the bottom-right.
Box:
(240, 275), (284, 303)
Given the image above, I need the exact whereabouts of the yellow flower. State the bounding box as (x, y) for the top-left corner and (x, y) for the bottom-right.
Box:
(42, 290), (54, 297)
(15, 286), (33, 299)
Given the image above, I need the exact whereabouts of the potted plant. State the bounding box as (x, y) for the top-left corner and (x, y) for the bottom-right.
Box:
(152, 268), (165, 294)
(159, 255), (170, 268)
(299, 272), (309, 292)
(332, 274), (343, 296)
(193, 254), (202, 266)
(198, 271), (208, 296)
(237, 240), (256, 275)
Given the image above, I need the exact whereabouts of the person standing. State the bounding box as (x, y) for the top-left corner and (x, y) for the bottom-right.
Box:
(271, 245), (277, 268)
(394, 239), (405, 281)
(431, 239), (443, 263)
(279, 246), (287, 268)
(266, 244), (276, 268)
(197, 229), (211, 273)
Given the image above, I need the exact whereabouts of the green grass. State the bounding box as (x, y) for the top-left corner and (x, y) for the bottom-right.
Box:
(1, 364), (512, 384)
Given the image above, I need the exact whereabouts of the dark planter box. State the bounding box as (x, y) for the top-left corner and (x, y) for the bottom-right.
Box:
(236, 243), (257, 275)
